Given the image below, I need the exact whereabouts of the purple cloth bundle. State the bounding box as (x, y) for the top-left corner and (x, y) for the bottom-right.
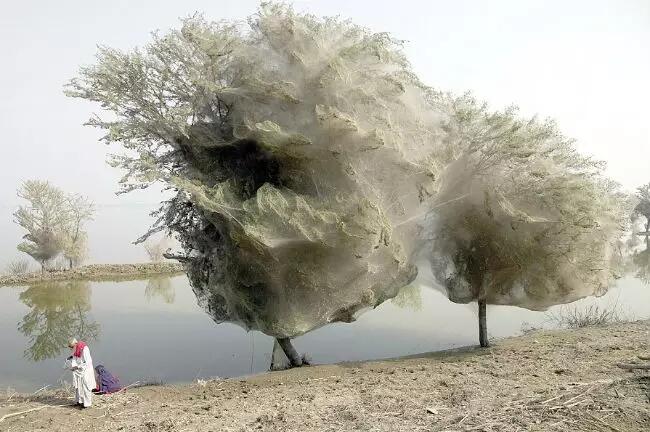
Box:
(94, 365), (121, 394)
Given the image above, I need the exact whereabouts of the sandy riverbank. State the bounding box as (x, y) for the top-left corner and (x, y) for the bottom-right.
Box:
(0, 263), (185, 286)
(1, 320), (648, 431)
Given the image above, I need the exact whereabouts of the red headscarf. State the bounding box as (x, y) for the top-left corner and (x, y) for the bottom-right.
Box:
(73, 341), (87, 358)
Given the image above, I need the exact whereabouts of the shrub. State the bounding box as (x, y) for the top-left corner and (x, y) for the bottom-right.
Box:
(5, 259), (31, 275)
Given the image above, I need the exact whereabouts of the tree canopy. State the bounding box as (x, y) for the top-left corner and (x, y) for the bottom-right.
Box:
(61, 194), (94, 268)
(14, 180), (94, 270)
(428, 95), (628, 309)
(14, 180), (70, 269)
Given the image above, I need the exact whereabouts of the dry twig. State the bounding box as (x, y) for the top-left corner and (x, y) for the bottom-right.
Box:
(585, 412), (624, 432)
(616, 363), (650, 371)
(0, 403), (70, 423)
(32, 385), (50, 395)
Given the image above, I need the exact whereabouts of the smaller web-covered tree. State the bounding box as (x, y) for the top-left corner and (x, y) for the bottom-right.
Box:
(429, 95), (628, 346)
(14, 180), (95, 271)
(14, 181), (69, 271)
(61, 194), (95, 269)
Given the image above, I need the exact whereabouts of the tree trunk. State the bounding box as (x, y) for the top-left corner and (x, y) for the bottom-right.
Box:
(68, 258), (73, 270)
(478, 299), (489, 347)
(270, 339), (289, 370)
(277, 338), (303, 367)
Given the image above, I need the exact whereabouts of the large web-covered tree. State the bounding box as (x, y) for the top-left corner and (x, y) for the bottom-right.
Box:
(67, 3), (626, 362)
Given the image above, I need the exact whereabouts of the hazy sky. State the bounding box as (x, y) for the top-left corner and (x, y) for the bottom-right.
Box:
(1, 0), (648, 266)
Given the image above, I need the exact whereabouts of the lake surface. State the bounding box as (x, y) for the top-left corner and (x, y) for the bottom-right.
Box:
(1, 273), (648, 392)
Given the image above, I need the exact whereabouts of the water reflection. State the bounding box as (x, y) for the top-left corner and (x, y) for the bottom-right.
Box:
(144, 276), (175, 304)
(1, 272), (649, 392)
(18, 280), (100, 361)
(630, 237), (650, 285)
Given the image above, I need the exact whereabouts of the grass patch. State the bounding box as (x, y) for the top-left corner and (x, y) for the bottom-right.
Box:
(546, 303), (627, 329)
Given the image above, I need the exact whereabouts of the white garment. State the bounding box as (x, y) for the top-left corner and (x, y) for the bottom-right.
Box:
(71, 346), (96, 407)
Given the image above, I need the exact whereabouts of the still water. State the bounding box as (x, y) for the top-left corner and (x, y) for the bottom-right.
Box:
(1, 274), (648, 392)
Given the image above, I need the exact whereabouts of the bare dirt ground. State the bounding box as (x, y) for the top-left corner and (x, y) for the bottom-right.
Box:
(1, 320), (648, 432)
(0, 263), (185, 286)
